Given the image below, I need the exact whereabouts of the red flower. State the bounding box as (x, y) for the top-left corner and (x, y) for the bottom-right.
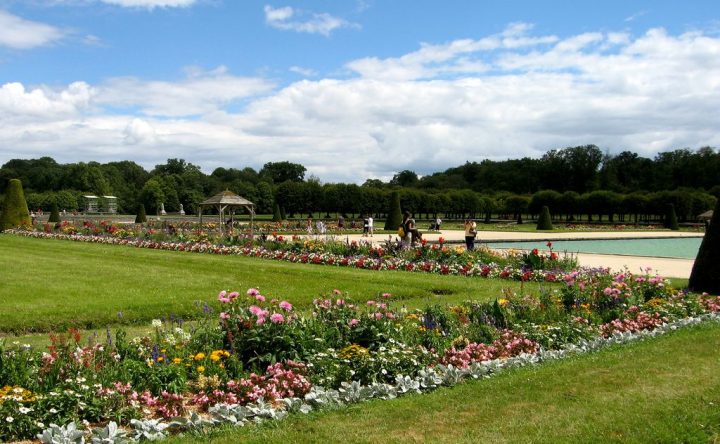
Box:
(532, 248), (539, 255)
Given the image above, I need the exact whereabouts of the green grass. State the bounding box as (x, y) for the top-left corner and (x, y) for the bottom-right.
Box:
(170, 321), (720, 443)
(0, 234), (549, 333)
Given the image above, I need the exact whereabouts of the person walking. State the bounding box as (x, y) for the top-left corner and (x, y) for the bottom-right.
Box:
(367, 215), (374, 237)
(464, 219), (477, 251)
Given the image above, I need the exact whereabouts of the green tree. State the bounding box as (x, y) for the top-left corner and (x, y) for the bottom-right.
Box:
(135, 204), (147, 223)
(260, 161), (306, 183)
(384, 192), (402, 230)
(664, 204), (679, 230)
(48, 201), (60, 223)
(272, 203), (282, 222)
(536, 206), (554, 230)
(0, 179), (31, 230)
(688, 199), (720, 294)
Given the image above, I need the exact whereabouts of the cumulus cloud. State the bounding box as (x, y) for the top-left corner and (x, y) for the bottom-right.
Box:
(95, 66), (275, 116)
(2, 26), (720, 183)
(0, 81), (94, 119)
(346, 23), (558, 80)
(0, 10), (66, 49)
(264, 5), (357, 36)
(98, 0), (197, 8)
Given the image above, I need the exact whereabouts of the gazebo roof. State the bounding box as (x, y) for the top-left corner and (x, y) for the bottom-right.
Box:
(199, 190), (254, 207)
(699, 210), (714, 220)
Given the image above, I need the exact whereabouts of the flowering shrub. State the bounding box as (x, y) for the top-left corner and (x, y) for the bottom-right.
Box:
(0, 269), (717, 441)
(7, 229), (582, 283)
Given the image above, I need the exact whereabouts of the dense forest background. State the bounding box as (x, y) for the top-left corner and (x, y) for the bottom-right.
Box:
(1, 145), (718, 222)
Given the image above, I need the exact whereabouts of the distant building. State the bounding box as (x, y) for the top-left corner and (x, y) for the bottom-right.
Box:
(83, 195), (117, 214)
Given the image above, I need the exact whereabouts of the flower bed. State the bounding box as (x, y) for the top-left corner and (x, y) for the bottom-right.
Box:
(6, 229), (583, 283)
(1, 268), (719, 442)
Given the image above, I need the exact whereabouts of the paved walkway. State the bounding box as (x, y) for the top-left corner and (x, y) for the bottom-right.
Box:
(312, 229), (702, 279)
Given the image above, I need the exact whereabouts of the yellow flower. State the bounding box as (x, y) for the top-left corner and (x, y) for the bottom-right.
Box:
(194, 352), (206, 361)
(172, 358), (182, 364)
(498, 298), (509, 307)
(197, 366), (205, 373)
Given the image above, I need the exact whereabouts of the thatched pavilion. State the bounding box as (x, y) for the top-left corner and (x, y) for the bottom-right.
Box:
(198, 190), (255, 235)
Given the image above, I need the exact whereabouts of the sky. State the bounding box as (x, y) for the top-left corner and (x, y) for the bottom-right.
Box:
(1, 0), (719, 183)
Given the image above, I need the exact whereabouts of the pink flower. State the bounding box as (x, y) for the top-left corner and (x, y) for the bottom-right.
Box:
(270, 313), (285, 324)
(374, 312), (383, 320)
(349, 319), (359, 327)
(367, 300), (376, 306)
(256, 316), (266, 326)
(228, 291), (239, 301)
(218, 291), (231, 303)
(249, 305), (268, 318)
(336, 299), (345, 306)
(247, 288), (260, 296)
(220, 312), (230, 320)
(333, 289), (342, 295)
(279, 301), (293, 311)
(382, 292), (392, 298)
(256, 294), (266, 302)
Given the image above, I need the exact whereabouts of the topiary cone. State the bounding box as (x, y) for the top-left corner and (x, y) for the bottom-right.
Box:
(536, 205), (554, 230)
(0, 178), (31, 231)
(272, 203), (282, 222)
(48, 201), (60, 223)
(689, 199), (720, 294)
(135, 204), (147, 224)
(664, 203), (679, 230)
(384, 191), (403, 230)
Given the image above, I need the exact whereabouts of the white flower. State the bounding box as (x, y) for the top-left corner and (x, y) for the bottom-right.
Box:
(5, 416), (13, 423)
(49, 408), (58, 414)
(152, 319), (163, 328)
(37, 421), (45, 428)
(19, 407), (32, 414)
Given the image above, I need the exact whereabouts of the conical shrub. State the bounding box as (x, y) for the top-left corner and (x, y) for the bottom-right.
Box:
(384, 191), (402, 230)
(48, 201), (60, 223)
(689, 199), (720, 294)
(536, 206), (554, 230)
(664, 203), (679, 230)
(0, 179), (31, 231)
(272, 203), (282, 222)
(135, 204), (147, 224)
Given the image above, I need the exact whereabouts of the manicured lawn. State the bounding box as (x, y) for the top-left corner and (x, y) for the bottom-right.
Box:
(172, 321), (720, 443)
(0, 234), (550, 333)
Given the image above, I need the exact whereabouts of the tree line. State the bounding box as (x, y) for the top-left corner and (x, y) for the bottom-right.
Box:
(0, 145), (718, 221)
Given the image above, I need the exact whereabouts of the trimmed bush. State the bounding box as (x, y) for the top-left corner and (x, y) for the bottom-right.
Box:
(536, 206), (554, 230)
(384, 191), (403, 230)
(664, 203), (679, 230)
(689, 199), (720, 294)
(48, 201), (60, 223)
(272, 203), (282, 222)
(0, 179), (31, 231)
(135, 204), (147, 224)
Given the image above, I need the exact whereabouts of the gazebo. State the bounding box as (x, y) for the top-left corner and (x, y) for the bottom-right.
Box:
(198, 190), (255, 235)
(699, 210), (714, 221)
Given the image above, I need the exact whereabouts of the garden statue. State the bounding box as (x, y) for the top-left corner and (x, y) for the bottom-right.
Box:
(160, 203), (167, 215)
(179, 204), (185, 215)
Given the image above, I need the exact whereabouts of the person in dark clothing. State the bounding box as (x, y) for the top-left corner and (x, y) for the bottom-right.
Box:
(402, 211), (422, 245)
